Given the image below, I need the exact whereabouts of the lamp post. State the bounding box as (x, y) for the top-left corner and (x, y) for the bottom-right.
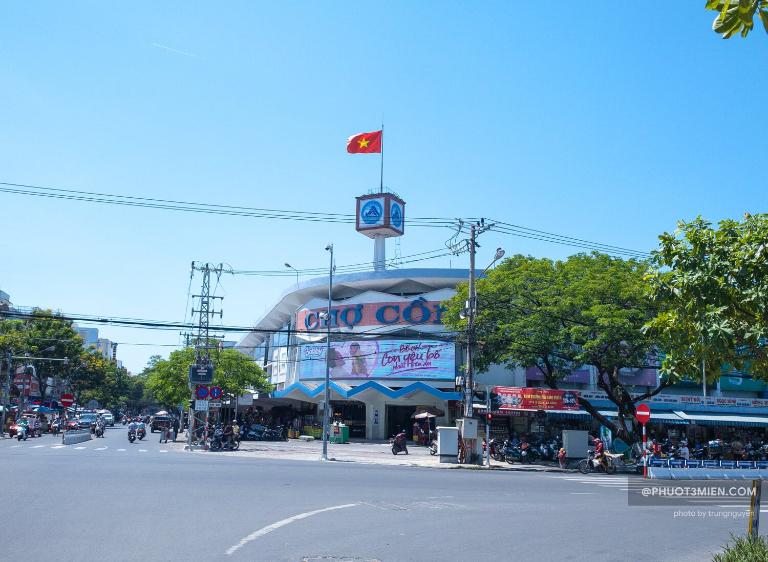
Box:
(284, 263), (299, 287)
(321, 244), (334, 461)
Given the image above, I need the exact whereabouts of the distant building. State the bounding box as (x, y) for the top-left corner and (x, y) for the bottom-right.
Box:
(75, 326), (99, 348)
(0, 289), (11, 310)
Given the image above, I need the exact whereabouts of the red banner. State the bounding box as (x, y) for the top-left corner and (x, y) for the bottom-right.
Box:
(492, 387), (580, 411)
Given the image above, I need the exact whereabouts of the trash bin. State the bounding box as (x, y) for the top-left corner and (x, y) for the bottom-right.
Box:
(330, 423), (349, 444)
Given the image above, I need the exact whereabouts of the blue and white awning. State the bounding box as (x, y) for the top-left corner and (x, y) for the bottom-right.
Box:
(674, 411), (768, 427)
(273, 380), (461, 402)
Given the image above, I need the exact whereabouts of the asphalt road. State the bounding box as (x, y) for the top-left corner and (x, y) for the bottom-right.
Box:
(0, 427), (750, 562)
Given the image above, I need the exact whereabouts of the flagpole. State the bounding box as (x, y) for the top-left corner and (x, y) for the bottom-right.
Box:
(379, 123), (384, 193)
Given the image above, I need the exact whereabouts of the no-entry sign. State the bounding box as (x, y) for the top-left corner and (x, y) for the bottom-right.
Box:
(635, 404), (651, 425)
(60, 393), (74, 408)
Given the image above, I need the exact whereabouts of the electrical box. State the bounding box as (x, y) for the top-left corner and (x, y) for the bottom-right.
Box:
(457, 418), (478, 439)
(562, 430), (589, 458)
(437, 426), (459, 464)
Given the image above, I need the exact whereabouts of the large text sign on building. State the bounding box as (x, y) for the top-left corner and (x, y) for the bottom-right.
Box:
(299, 339), (455, 380)
(297, 297), (446, 331)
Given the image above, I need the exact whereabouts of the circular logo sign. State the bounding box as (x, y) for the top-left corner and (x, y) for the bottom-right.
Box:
(195, 385), (209, 400)
(360, 200), (383, 225)
(210, 386), (223, 400)
(390, 203), (403, 228)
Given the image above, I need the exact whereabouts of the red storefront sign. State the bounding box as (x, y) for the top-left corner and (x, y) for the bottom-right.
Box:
(492, 387), (580, 411)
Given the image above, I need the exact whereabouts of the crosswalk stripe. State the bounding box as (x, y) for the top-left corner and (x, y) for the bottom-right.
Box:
(31, 445), (45, 449)
(74, 446), (87, 450)
(95, 447), (107, 451)
(51, 445), (65, 449)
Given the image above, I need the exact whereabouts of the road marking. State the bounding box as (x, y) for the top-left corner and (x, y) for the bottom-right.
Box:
(117, 448), (126, 452)
(159, 450), (168, 453)
(51, 445), (65, 449)
(74, 446), (87, 450)
(95, 447), (107, 451)
(138, 449), (148, 452)
(225, 503), (359, 556)
(11, 445), (21, 448)
(31, 445), (46, 449)
(570, 492), (596, 495)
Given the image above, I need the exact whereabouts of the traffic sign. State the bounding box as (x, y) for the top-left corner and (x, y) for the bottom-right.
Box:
(209, 386), (223, 400)
(188, 364), (214, 384)
(208, 401), (221, 409)
(195, 385), (209, 400)
(60, 393), (74, 408)
(194, 400), (208, 411)
(635, 404), (651, 425)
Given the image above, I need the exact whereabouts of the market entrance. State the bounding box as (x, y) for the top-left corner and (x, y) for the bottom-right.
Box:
(330, 401), (367, 438)
(386, 405), (416, 438)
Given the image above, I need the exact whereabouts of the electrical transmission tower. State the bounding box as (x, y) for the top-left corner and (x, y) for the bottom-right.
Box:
(185, 262), (224, 450)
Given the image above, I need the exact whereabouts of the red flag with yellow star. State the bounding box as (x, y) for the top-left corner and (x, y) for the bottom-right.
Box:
(347, 130), (382, 153)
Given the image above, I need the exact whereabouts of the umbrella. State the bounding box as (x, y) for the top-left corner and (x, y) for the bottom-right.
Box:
(411, 406), (445, 418)
(412, 412), (436, 420)
(31, 405), (57, 414)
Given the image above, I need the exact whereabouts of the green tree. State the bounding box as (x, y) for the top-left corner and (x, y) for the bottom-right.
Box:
(444, 253), (661, 444)
(0, 311), (85, 402)
(145, 347), (270, 410)
(646, 214), (768, 383)
(67, 350), (109, 407)
(706, 0), (768, 38)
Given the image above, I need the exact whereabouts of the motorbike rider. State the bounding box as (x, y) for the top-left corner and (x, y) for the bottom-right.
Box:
(592, 435), (606, 468)
(223, 421), (235, 448)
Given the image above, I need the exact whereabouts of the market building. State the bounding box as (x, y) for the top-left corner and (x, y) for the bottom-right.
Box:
(236, 191), (768, 443)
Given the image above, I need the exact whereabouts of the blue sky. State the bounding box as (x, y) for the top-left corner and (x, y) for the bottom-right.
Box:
(1, 2), (765, 372)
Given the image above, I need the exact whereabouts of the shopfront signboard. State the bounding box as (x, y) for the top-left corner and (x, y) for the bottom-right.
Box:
(580, 389), (768, 410)
(298, 339), (455, 381)
(491, 387), (580, 411)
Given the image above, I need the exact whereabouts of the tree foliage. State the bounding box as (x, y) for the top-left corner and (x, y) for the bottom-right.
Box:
(646, 214), (768, 382)
(145, 347), (270, 409)
(706, 0), (768, 39)
(444, 253), (660, 443)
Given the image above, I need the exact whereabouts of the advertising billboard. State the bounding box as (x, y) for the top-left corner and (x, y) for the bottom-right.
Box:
(491, 387), (581, 411)
(298, 339), (455, 381)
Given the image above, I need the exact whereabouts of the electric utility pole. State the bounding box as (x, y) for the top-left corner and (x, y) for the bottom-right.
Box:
(447, 219), (492, 419)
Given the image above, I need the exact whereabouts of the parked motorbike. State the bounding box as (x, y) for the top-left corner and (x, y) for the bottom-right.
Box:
(391, 432), (409, 455)
(209, 426), (240, 451)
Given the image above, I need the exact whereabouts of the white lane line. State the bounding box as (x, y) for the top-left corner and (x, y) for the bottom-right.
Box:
(51, 445), (66, 449)
(570, 492), (595, 495)
(117, 448), (126, 452)
(74, 446), (87, 450)
(10, 445), (21, 448)
(225, 503), (359, 556)
(95, 447), (108, 451)
(138, 449), (148, 453)
(31, 445), (46, 449)
(159, 450), (168, 453)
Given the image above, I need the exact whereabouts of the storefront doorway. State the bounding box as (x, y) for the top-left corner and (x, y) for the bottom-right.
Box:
(331, 401), (367, 438)
(386, 405), (416, 438)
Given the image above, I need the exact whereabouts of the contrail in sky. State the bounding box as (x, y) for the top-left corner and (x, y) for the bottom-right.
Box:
(151, 42), (202, 59)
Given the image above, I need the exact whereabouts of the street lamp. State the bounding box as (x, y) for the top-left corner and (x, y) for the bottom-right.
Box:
(321, 243), (334, 462)
(482, 248), (505, 275)
(284, 263), (299, 286)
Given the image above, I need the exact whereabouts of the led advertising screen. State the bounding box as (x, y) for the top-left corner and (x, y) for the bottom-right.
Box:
(298, 339), (455, 380)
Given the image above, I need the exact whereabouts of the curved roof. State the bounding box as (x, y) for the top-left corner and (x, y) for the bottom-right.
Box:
(238, 268), (471, 350)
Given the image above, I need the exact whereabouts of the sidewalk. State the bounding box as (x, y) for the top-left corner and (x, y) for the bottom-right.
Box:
(170, 437), (575, 472)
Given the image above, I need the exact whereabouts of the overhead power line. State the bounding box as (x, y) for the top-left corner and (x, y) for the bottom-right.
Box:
(0, 180), (651, 257)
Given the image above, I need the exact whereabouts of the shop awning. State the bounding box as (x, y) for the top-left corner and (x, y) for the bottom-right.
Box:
(546, 410), (592, 420)
(598, 410), (688, 425)
(673, 411), (768, 427)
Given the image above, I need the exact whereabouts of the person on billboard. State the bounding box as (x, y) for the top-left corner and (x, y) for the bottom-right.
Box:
(349, 342), (368, 376)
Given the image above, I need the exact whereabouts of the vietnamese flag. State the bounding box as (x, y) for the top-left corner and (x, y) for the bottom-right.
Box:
(347, 130), (382, 154)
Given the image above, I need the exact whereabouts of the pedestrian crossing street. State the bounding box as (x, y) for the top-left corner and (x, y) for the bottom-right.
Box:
(3, 441), (173, 456)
